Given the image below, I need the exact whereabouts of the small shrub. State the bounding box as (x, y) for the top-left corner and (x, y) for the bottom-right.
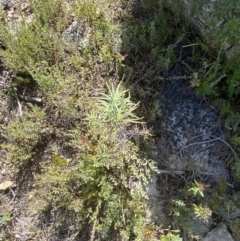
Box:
(0, 0), (72, 75)
(1, 22), (68, 73)
(34, 83), (155, 240)
(169, 180), (212, 240)
(1, 104), (46, 163)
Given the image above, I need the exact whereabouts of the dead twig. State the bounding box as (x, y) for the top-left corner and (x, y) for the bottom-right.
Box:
(157, 170), (184, 175)
(209, 135), (240, 160)
(13, 87), (22, 117)
(8, 187), (16, 206)
(179, 136), (222, 159)
(131, 66), (155, 86)
(19, 95), (42, 103)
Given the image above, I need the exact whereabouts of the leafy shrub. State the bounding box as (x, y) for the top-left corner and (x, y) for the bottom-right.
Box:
(169, 180), (213, 240)
(0, 0), (72, 74)
(30, 0), (67, 31)
(122, 2), (180, 72)
(33, 84), (155, 240)
(0, 104), (46, 162)
(0, 22), (69, 74)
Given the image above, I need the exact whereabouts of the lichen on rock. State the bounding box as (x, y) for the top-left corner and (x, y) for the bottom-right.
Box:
(153, 75), (230, 184)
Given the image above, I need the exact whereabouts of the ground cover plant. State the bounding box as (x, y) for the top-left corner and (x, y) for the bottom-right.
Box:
(0, 0), (158, 240)
(0, 0), (240, 240)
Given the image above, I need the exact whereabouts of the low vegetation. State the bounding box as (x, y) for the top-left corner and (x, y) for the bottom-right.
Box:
(0, 0), (240, 240)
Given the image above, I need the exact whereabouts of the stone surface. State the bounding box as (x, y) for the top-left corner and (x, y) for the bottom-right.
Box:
(203, 223), (235, 241)
(0, 0), (9, 8)
(163, 0), (222, 37)
(0, 180), (15, 190)
(190, 217), (212, 238)
(153, 74), (230, 184)
(163, 0), (237, 59)
(148, 56), (233, 235)
(63, 20), (89, 49)
(146, 173), (170, 226)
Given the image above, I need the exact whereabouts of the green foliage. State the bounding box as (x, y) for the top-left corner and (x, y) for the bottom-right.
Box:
(1, 0), (240, 240)
(188, 180), (208, 197)
(34, 84), (155, 240)
(3, 24), (65, 72)
(208, 184), (240, 239)
(122, 4), (180, 71)
(1, 105), (46, 162)
(141, 0), (159, 10)
(171, 177), (239, 239)
(171, 177), (240, 239)
(74, 0), (122, 73)
(160, 231), (182, 241)
(120, 1), (185, 122)
(192, 204), (212, 221)
(28, 62), (85, 124)
(30, 0), (67, 31)
(0, 0), (179, 240)
(169, 180), (212, 240)
(181, 0), (240, 183)
(203, 0), (240, 57)
(90, 83), (141, 129)
(0, 10), (10, 48)
(0, 0), (71, 74)
(196, 55), (240, 180)
(170, 199), (198, 239)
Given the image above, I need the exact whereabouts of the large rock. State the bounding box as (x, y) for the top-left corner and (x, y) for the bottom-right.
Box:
(163, 0), (220, 35)
(163, 0), (238, 59)
(153, 74), (230, 184)
(149, 58), (231, 235)
(146, 173), (170, 226)
(203, 223), (235, 241)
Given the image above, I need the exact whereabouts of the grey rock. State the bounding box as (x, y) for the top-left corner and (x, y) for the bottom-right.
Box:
(203, 223), (235, 241)
(153, 77), (230, 184)
(192, 218), (212, 238)
(149, 74), (231, 236)
(146, 173), (170, 226)
(0, 0), (9, 8)
(163, 0), (238, 61)
(63, 20), (89, 49)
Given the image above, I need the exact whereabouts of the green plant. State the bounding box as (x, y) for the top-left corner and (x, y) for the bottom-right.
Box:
(169, 180), (212, 240)
(0, 214), (11, 226)
(90, 83), (142, 128)
(180, 0), (240, 186)
(141, 0), (159, 9)
(188, 180), (208, 197)
(0, 0), (70, 74)
(160, 231), (182, 241)
(122, 4), (179, 67)
(1, 104), (46, 162)
(192, 204), (212, 221)
(208, 185), (240, 239)
(34, 83), (155, 240)
(7, 26), (65, 71)
(4, 0), (240, 240)
(30, 0), (68, 32)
